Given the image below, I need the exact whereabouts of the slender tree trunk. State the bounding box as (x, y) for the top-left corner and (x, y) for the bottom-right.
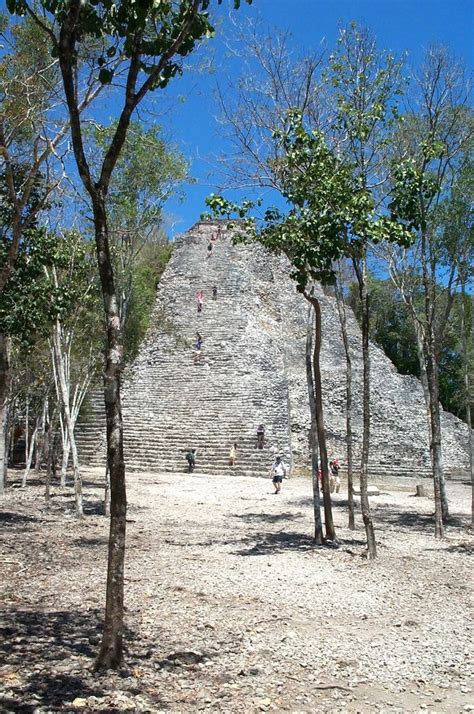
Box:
(25, 396), (29, 467)
(411, 318), (432, 429)
(92, 195), (127, 671)
(35, 411), (44, 472)
(57, 387), (69, 487)
(305, 307), (323, 544)
(356, 252), (377, 559)
(22, 424), (38, 488)
(420, 234), (445, 536)
(60, 432), (70, 487)
(415, 326), (449, 522)
(44, 402), (51, 506)
(425, 338), (445, 537)
(104, 462), (111, 518)
(334, 276), (355, 530)
(0, 334), (12, 497)
(5, 418), (12, 484)
(405, 296), (449, 519)
(52, 321), (83, 517)
(304, 292), (336, 542)
(460, 280), (473, 525)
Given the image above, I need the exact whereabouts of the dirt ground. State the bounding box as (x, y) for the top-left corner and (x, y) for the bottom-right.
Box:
(1, 467), (473, 713)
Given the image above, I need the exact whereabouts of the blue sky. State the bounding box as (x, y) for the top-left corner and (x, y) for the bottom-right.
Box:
(2, 0), (471, 235)
(158, 0), (473, 237)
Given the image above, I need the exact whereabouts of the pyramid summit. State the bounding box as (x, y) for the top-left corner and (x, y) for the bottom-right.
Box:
(76, 220), (471, 479)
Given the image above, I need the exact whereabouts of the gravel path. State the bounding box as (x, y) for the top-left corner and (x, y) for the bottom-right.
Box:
(1, 468), (473, 712)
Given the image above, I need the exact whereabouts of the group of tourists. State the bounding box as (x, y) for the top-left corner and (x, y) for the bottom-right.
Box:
(195, 285), (218, 315)
(227, 424), (265, 466)
(184, 423), (294, 494)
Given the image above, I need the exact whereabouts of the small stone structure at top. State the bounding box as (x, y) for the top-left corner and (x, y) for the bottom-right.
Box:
(75, 220), (471, 478)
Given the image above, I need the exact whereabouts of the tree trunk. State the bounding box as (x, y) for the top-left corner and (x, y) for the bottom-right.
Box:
(334, 274), (355, 530)
(104, 462), (111, 518)
(0, 334), (12, 497)
(5, 418), (12, 484)
(92, 196), (127, 671)
(357, 253), (377, 559)
(305, 307), (324, 544)
(425, 341), (445, 537)
(52, 320), (83, 518)
(420, 233), (445, 537)
(408, 315), (432, 431)
(460, 280), (473, 525)
(304, 293), (336, 542)
(25, 396), (29, 467)
(60, 432), (70, 487)
(392, 277), (450, 521)
(411, 319), (449, 522)
(44, 401), (51, 506)
(22, 424), (38, 488)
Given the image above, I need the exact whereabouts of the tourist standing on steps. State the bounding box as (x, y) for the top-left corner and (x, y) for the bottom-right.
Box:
(229, 442), (237, 466)
(196, 290), (204, 313)
(329, 458), (341, 493)
(212, 285), (218, 300)
(207, 241), (213, 259)
(193, 332), (202, 363)
(256, 423), (265, 449)
(271, 455), (287, 494)
(185, 448), (197, 473)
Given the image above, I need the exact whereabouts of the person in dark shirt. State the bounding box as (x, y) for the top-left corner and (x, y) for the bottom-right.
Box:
(256, 423), (265, 449)
(329, 459), (341, 493)
(193, 332), (202, 363)
(185, 448), (197, 473)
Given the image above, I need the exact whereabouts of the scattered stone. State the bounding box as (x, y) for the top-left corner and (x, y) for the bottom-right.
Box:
(71, 698), (88, 708)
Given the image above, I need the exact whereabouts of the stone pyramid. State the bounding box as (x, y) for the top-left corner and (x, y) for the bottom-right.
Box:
(75, 220), (470, 479)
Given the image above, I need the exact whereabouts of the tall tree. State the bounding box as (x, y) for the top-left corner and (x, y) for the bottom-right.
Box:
(326, 23), (406, 557)
(0, 14), (105, 491)
(46, 232), (102, 512)
(305, 307), (324, 544)
(0, 226), (77, 490)
(384, 48), (472, 535)
(334, 261), (355, 530)
(7, 0), (251, 670)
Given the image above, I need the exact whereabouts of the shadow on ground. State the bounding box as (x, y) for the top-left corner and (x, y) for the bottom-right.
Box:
(424, 541), (473, 555)
(72, 536), (109, 548)
(0, 512), (39, 529)
(63, 499), (105, 516)
(230, 511), (304, 524)
(288, 496), (350, 509)
(0, 672), (106, 712)
(233, 530), (317, 556)
(375, 507), (465, 531)
(0, 608), (142, 710)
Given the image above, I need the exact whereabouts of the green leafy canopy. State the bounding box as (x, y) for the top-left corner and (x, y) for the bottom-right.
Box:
(6, 0), (252, 87)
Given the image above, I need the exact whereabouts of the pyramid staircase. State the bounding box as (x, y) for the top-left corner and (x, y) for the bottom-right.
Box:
(75, 223), (292, 476)
(75, 221), (471, 482)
